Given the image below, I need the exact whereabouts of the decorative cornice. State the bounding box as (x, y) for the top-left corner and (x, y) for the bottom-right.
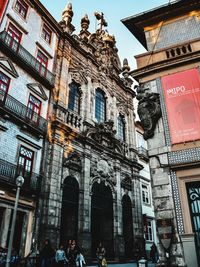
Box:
(130, 50), (200, 81)
(16, 135), (42, 150)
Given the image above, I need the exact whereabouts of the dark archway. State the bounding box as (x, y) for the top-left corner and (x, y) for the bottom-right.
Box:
(122, 195), (134, 259)
(60, 176), (79, 244)
(91, 181), (114, 259)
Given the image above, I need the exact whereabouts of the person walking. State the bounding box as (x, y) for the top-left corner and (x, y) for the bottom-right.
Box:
(75, 252), (86, 267)
(96, 243), (106, 267)
(55, 245), (67, 267)
(68, 240), (80, 267)
(39, 239), (55, 267)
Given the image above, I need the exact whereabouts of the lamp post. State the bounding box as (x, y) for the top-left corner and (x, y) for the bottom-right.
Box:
(6, 176), (24, 267)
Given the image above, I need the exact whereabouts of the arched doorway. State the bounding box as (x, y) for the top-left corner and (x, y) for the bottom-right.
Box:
(60, 176), (79, 244)
(91, 181), (114, 259)
(122, 195), (134, 258)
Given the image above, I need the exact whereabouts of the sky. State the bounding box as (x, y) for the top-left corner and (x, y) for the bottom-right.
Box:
(40, 0), (168, 69)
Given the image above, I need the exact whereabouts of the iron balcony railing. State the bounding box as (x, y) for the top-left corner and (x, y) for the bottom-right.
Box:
(0, 31), (55, 87)
(0, 90), (47, 134)
(0, 159), (40, 192)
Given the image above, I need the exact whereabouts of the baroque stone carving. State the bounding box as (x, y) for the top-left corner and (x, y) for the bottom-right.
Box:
(69, 67), (88, 84)
(90, 158), (116, 185)
(84, 120), (128, 155)
(63, 151), (82, 171)
(135, 84), (162, 140)
(121, 176), (132, 191)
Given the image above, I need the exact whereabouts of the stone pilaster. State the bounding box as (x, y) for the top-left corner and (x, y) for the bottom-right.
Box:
(40, 141), (64, 248)
(114, 162), (125, 260)
(78, 150), (92, 259)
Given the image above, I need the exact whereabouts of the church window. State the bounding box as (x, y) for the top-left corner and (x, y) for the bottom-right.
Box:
(95, 89), (106, 122)
(117, 114), (125, 141)
(68, 82), (81, 114)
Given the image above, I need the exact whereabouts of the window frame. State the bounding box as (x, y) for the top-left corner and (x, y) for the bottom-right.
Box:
(0, 71), (10, 101)
(68, 82), (81, 114)
(27, 94), (42, 123)
(7, 23), (22, 43)
(14, 0), (28, 19)
(137, 131), (147, 149)
(141, 183), (151, 205)
(145, 218), (154, 242)
(95, 88), (106, 123)
(36, 50), (48, 76)
(0, 71), (10, 94)
(117, 114), (126, 141)
(17, 145), (34, 178)
(41, 24), (52, 44)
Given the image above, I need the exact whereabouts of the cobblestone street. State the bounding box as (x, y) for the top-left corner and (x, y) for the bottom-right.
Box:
(89, 262), (156, 267)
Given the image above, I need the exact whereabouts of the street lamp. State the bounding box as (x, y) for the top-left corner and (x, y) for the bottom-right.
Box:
(6, 176), (24, 267)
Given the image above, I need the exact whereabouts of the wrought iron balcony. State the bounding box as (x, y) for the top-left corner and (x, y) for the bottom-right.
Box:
(0, 31), (55, 87)
(0, 90), (47, 135)
(137, 146), (149, 161)
(0, 159), (40, 193)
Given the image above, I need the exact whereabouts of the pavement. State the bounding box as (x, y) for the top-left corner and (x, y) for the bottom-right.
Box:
(89, 262), (156, 267)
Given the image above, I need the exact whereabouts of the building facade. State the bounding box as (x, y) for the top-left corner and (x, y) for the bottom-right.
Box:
(39, 4), (145, 261)
(122, 0), (200, 266)
(0, 0), (59, 256)
(135, 122), (157, 258)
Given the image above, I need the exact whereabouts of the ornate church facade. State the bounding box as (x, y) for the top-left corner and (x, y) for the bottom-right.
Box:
(39, 4), (144, 260)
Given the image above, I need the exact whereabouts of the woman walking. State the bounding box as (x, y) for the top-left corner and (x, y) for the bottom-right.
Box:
(55, 245), (67, 267)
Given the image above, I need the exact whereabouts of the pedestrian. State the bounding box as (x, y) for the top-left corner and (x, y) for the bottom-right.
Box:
(39, 239), (55, 267)
(68, 240), (80, 267)
(96, 242), (106, 267)
(55, 245), (67, 267)
(75, 252), (86, 267)
(150, 243), (158, 263)
(65, 240), (71, 261)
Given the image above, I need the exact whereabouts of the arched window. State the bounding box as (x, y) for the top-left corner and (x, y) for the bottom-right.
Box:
(68, 82), (81, 114)
(117, 114), (125, 141)
(95, 89), (106, 122)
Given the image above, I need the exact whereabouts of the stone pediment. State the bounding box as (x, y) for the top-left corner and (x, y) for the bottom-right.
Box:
(84, 120), (127, 155)
(27, 83), (48, 100)
(0, 57), (19, 78)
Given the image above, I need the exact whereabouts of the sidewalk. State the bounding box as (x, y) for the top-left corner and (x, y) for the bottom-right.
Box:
(89, 262), (156, 267)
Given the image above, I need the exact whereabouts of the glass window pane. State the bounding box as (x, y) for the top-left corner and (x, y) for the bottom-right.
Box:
(68, 82), (80, 114)
(95, 89), (105, 122)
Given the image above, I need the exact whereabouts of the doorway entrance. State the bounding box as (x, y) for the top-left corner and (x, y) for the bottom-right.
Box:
(91, 181), (114, 259)
(186, 181), (200, 265)
(122, 195), (134, 258)
(60, 177), (79, 244)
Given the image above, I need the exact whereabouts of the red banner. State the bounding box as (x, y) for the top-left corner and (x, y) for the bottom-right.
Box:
(0, 0), (8, 20)
(162, 69), (200, 144)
